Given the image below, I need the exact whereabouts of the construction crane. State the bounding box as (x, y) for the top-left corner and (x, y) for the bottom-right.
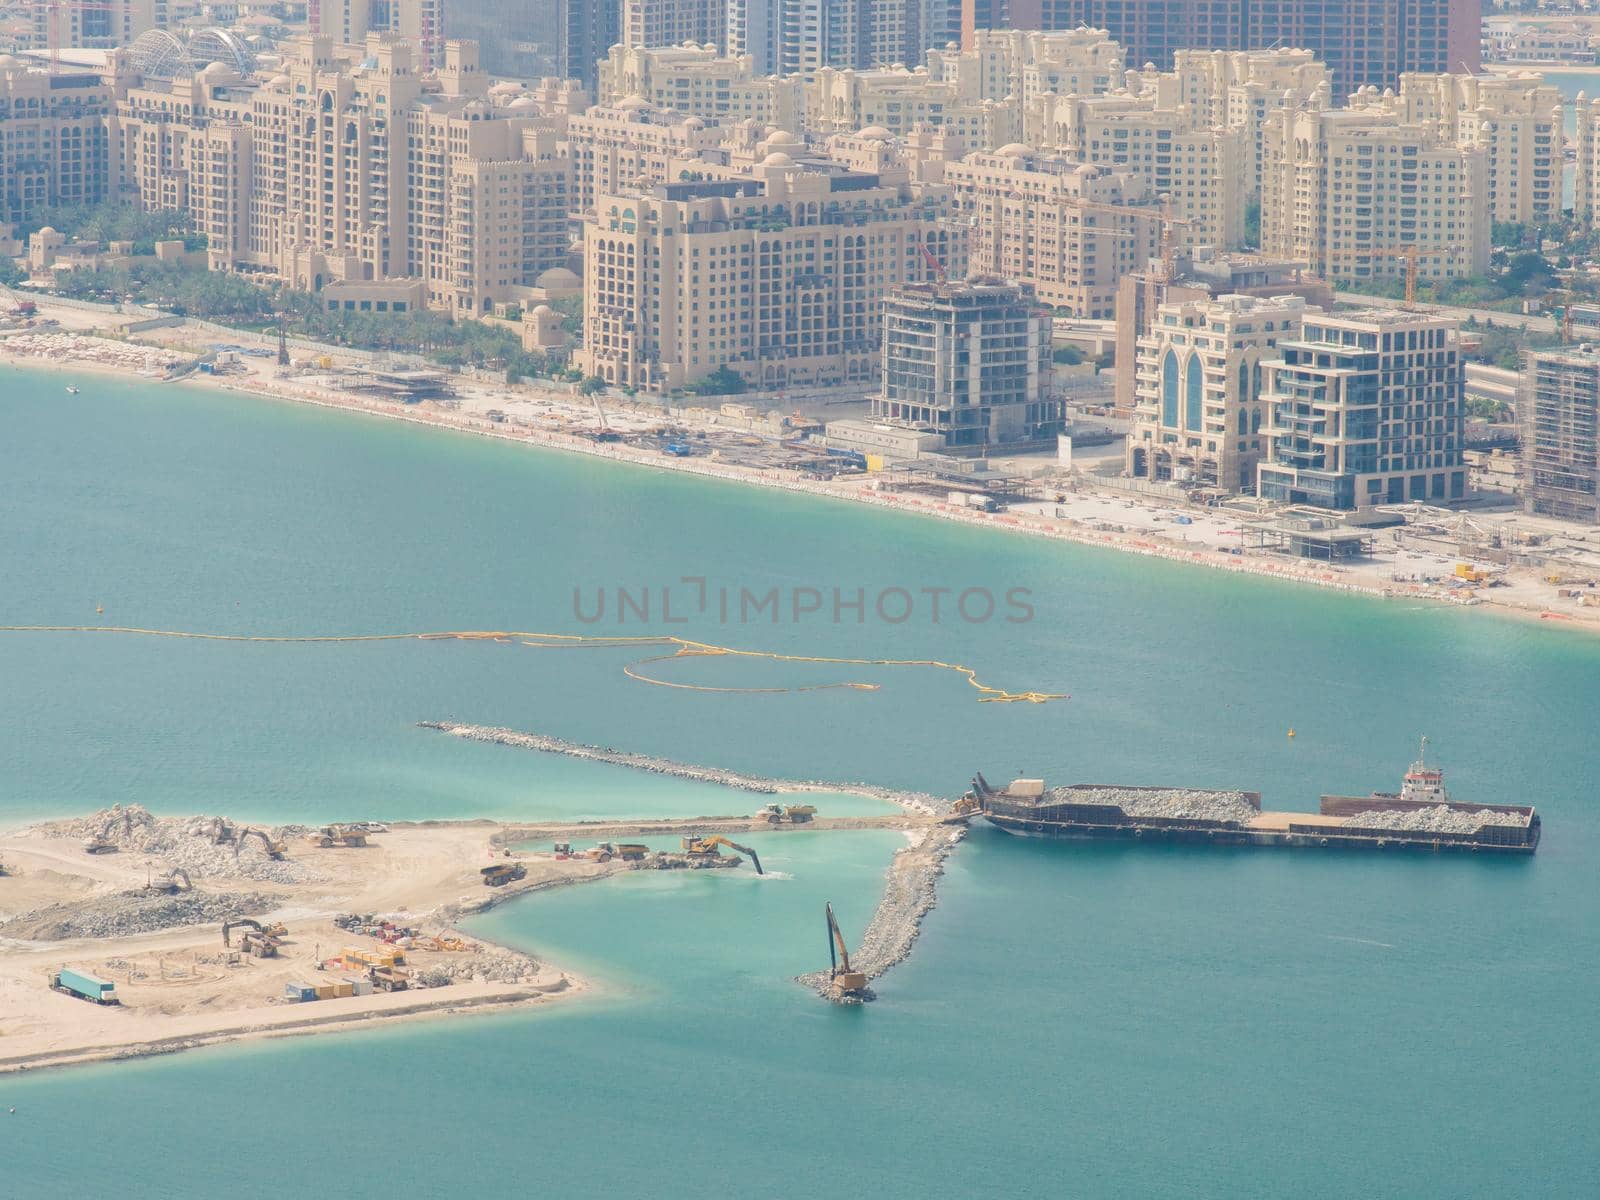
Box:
(918, 239), (948, 284)
(825, 903), (867, 998)
(679, 835), (763, 874)
(1368, 244), (1467, 308)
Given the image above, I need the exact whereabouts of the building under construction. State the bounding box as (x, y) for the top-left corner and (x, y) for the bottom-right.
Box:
(1520, 348), (1600, 524)
(872, 281), (1060, 450)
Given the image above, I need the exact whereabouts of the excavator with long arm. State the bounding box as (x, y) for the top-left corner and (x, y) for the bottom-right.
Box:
(679, 835), (763, 874)
(234, 827), (286, 861)
(826, 902), (868, 997)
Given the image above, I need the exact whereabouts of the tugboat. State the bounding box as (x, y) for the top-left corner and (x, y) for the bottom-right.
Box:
(1397, 737), (1449, 804)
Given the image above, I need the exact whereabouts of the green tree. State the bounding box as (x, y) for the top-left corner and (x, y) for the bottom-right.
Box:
(696, 365), (749, 395)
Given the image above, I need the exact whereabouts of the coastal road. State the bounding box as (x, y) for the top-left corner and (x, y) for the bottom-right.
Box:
(496, 813), (942, 845)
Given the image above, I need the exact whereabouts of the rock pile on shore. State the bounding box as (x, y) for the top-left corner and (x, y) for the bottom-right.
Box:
(1, 889), (275, 940)
(38, 806), (320, 884)
(1052, 787), (1260, 824)
(413, 947), (542, 987)
(1348, 805), (1525, 834)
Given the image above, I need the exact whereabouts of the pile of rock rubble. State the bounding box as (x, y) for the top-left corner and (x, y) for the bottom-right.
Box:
(1054, 787), (1260, 824)
(1347, 804), (1525, 834)
(39, 805), (321, 884)
(1, 889), (275, 940)
(412, 948), (542, 988)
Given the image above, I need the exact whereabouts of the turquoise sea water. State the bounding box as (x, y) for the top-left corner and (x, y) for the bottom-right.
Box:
(1, 370), (1597, 1196)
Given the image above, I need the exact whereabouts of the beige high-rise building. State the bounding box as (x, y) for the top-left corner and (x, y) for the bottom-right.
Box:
(1259, 106), (1490, 285)
(1127, 293), (1309, 492)
(1387, 72), (1563, 226)
(1110, 248), (1334, 417)
(30, 0), (157, 52)
(1575, 95), (1600, 222)
(945, 145), (1160, 319)
(1031, 89), (1249, 250)
(0, 56), (115, 224)
(565, 99), (726, 216)
(621, 0), (725, 54)
(115, 36), (572, 317)
(575, 156), (961, 392)
(807, 29), (1123, 148)
(316, 0), (446, 70)
(598, 45), (804, 128)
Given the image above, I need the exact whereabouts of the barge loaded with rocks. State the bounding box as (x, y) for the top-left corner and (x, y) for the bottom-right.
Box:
(961, 744), (1540, 855)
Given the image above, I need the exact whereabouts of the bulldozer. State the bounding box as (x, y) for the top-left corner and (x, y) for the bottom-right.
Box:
(825, 902), (868, 998)
(222, 917), (284, 956)
(679, 836), (763, 875)
(234, 828), (287, 861)
(759, 803), (817, 824)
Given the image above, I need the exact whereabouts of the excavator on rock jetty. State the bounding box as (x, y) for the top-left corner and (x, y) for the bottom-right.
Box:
(825, 902), (868, 999)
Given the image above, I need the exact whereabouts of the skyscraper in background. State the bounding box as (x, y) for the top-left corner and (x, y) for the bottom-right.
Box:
(968, 0), (1480, 92)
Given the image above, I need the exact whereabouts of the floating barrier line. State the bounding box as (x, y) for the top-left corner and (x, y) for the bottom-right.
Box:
(0, 625), (1064, 704)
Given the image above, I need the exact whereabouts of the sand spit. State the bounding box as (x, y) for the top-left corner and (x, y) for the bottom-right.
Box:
(419, 720), (951, 815)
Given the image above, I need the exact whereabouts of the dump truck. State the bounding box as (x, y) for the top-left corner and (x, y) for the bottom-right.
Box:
(51, 967), (120, 1005)
(760, 803), (817, 824)
(481, 862), (527, 887)
(305, 824), (369, 849)
(369, 965), (410, 992)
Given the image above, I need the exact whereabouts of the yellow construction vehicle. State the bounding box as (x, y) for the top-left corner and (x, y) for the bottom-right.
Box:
(1455, 562), (1489, 583)
(584, 842), (649, 863)
(825, 903), (868, 998)
(679, 836), (764, 874)
(305, 824), (368, 849)
(234, 828), (286, 861)
(759, 803), (817, 824)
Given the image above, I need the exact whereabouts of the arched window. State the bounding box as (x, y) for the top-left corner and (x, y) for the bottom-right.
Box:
(1238, 407), (1248, 434)
(1252, 409), (1262, 434)
(1185, 354), (1203, 431)
(1238, 358), (1250, 404)
(1253, 363), (1263, 396)
(1161, 350), (1179, 427)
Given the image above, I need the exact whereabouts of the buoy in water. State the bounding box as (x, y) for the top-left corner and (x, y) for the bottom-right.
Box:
(1287, 728), (1296, 739)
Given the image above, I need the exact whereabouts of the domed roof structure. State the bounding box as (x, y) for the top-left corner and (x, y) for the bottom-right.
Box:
(130, 27), (255, 80)
(995, 143), (1032, 158)
(761, 151), (795, 167)
(536, 267), (581, 290)
(856, 125), (891, 140)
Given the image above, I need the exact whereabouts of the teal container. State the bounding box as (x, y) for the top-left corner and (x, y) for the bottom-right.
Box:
(55, 967), (117, 1003)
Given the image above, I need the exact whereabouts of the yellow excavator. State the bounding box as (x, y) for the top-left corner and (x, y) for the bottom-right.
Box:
(826, 903), (868, 997)
(679, 835), (764, 874)
(234, 827), (287, 861)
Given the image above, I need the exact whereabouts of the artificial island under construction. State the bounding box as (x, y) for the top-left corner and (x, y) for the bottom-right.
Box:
(0, 729), (1537, 1073)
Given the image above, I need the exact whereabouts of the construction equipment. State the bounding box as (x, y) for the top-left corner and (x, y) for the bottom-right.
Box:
(1454, 562), (1490, 583)
(552, 842), (572, 860)
(679, 836), (763, 875)
(480, 862), (527, 887)
(582, 841), (649, 863)
(825, 903), (868, 998)
(304, 824), (368, 849)
(240, 929), (280, 958)
(917, 239), (948, 284)
(759, 803), (816, 824)
(222, 917), (265, 947)
(51, 967), (119, 1005)
(234, 827), (286, 860)
(144, 866), (192, 894)
(1369, 244), (1468, 308)
(369, 965), (410, 992)
(82, 836), (117, 854)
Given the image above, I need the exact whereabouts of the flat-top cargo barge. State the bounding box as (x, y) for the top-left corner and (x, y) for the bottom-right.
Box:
(961, 744), (1539, 855)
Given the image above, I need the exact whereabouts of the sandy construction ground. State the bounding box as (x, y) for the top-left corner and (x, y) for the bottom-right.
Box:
(0, 819), (613, 1075)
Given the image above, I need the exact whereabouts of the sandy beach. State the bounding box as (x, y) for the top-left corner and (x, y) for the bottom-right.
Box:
(7, 301), (1600, 634)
